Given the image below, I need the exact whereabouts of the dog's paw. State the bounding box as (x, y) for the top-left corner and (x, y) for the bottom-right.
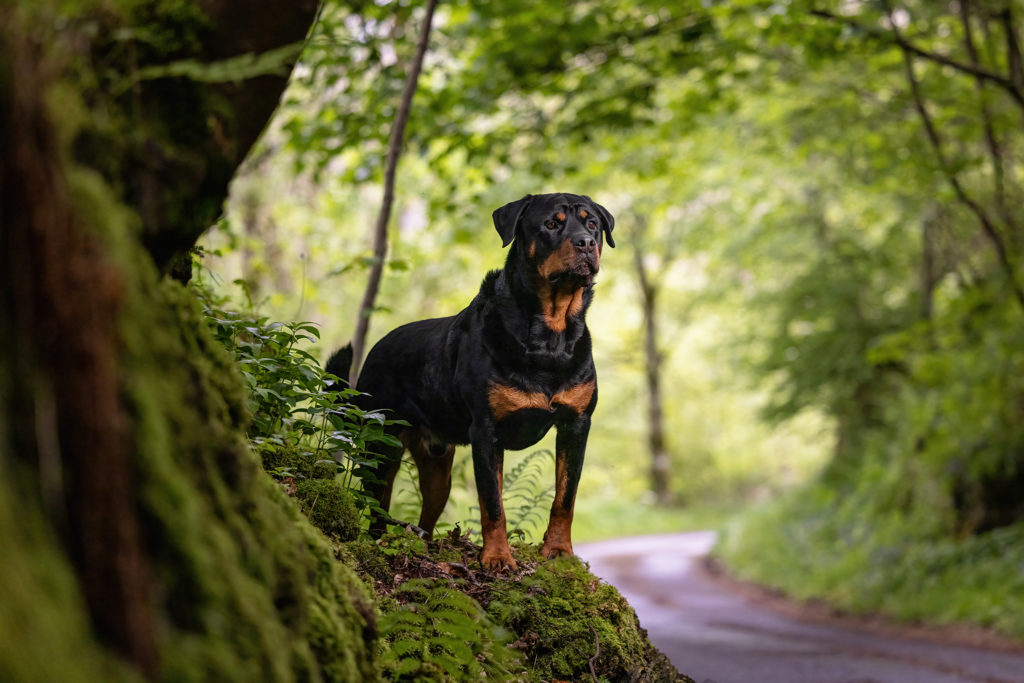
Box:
(540, 541), (574, 559)
(480, 547), (518, 572)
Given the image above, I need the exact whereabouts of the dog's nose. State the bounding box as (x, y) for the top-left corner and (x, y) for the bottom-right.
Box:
(574, 235), (596, 251)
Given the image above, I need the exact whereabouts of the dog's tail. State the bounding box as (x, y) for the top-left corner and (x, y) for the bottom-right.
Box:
(324, 343), (353, 390)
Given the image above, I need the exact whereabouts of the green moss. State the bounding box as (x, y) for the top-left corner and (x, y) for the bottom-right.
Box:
(295, 479), (361, 542)
(259, 442), (338, 481)
(350, 530), (691, 683)
(2, 2), (380, 680)
(0, 476), (139, 683)
(492, 545), (683, 682)
(118, 260), (378, 681)
(53, 134), (381, 681)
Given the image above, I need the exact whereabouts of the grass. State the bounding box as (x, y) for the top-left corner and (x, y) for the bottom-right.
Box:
(572, 498), (731, 543)
(715, 488), (1024, 641)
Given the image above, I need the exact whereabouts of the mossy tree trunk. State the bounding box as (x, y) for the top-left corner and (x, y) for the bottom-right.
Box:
(0, 2), (377, 681)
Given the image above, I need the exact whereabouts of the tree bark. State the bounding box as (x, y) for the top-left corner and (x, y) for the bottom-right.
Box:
(1, 20), (158, 674)
(633, 246), (672, 506)
(0, 1), (317, 675)
(350, 0), (440, 384)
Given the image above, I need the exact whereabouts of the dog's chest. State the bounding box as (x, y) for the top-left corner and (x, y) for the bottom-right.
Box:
(485, 380), (594, 449)
(487, 381), (594, 419)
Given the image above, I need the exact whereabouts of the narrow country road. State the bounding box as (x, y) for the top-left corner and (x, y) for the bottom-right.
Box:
(575, 532), (1024, 683)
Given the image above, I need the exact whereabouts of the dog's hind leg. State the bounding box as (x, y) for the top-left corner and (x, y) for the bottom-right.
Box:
(364, 438), (404, 537)
(410, 441), (455, 539)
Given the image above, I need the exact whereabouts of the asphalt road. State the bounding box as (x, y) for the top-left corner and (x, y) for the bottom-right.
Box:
(576, 532), (1024, 683)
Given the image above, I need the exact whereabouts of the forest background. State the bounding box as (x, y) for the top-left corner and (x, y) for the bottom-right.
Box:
(4, 0), (1019, 672)
(200, 0), (1024, 638)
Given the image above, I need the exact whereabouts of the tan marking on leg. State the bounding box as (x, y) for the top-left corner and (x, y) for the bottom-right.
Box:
(552, 380), (595, 415)
(478, 458), (516, 570)
(488, 384), (550, 419)
(541, 453), (574, 558)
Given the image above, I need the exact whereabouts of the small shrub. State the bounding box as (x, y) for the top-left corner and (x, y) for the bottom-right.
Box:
(194, 283), (404, 524)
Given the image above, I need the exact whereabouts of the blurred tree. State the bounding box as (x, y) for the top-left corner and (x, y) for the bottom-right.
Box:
(350, 0), (439, 383)
(209, 0), (1024, 532)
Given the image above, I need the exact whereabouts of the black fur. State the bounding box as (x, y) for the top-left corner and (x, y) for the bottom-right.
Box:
(331, 192), (615, 569)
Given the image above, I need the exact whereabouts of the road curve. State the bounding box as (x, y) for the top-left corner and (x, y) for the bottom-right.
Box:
(576, 532), (1024, 683)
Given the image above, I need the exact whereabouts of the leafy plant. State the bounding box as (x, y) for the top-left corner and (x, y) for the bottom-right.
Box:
(504, 450), (555, 540)
(379, 578), (521, 681)
(194, 282), (405, 519)
(461, 449), (554, 544)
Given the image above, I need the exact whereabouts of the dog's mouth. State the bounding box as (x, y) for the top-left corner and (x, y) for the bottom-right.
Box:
(572, 252), (600, 276)
(547, 255), (598, 283)
(538, 242), (600, 284)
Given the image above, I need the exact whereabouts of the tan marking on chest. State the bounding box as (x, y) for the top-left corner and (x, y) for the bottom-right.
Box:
(551, 380), (595, 414)
(488, 380), (595, 419)
(488, 385), (550, 420)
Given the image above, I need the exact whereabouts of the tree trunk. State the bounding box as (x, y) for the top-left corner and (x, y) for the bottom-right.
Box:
(0, 4), (382, 681)
(349, 0), (440, 384)
(634, 247), (672, 506)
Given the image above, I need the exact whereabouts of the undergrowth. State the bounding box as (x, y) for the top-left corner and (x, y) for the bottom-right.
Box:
(716, 484), (1024, 640)
(349, 527), (688, 682)
(195, 284), (689, 681)
(196, 282), (404, 535)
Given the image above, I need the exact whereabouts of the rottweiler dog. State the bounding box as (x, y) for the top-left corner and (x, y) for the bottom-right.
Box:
(327, 193), (614, 570)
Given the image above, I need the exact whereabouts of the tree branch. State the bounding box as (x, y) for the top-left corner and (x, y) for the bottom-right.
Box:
(811, 8), (1024, 110)
(1000, 7), (1024, 90)
(959, 1), (1020, 242)
(883, 3), (1024, 308)
(350, 0), (440, 384)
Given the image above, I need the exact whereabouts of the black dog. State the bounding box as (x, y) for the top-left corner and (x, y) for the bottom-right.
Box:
(327, 193), (614, 570)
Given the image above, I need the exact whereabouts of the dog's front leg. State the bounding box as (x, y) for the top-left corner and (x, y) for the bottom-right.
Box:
(471, 424), (516, 571)
(542, 414), (590, 558)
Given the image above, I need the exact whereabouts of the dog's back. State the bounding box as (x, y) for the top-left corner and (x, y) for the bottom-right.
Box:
(356, 315), (472, 445)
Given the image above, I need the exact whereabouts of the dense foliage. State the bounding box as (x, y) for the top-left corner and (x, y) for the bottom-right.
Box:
(195, 294), (689, 681)
(203, 0), (1024, 639)
(0, 0), (689, 680)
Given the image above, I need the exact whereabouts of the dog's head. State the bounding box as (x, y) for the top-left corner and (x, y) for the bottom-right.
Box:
(492, 193), (615, 285)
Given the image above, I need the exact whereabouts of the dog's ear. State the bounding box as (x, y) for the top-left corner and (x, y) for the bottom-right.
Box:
(492, 194), (533, 247)
(583, 196), (616, 248)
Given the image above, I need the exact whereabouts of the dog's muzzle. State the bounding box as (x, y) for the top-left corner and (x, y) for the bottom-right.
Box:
(570, 235), (600, 276)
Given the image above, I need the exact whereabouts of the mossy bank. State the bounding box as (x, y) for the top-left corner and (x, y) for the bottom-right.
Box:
(0, 0), (692, 679)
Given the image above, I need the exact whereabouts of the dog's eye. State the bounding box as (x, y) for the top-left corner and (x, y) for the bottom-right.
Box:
(544, 220), (557, 230)
(586, 219), (598, 230)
